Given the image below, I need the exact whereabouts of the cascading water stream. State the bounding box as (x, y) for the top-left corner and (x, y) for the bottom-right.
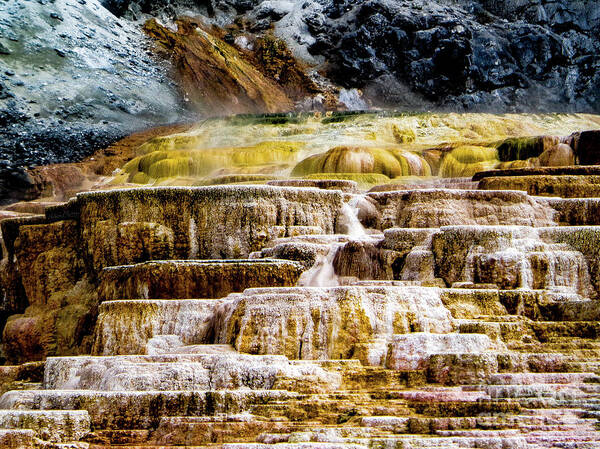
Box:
(188, 218), (199, 259)
(299, 198), (367, 287)
(519, 256), (534, 290)
(298, 242), (345, 287)
(341, 196), (368, 239)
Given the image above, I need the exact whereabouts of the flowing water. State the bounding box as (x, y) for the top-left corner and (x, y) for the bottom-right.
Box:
(300, 199), (368, 287)
(340, 196), (368, 238)
(298, 241), (345, 287)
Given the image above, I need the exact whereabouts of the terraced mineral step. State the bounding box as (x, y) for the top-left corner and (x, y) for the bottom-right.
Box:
(479, 174), (600, 198)
(3, 176), (600, 448)
(151, 415), (325, 446)
(0, 410), (90, 442)
(267, 179), (359, 193)
(544, 197), (600, 225)
(75, 185), (344, 265)
(370, 177), (478, 192)
(220, 434), (532, 448)
(385, 333), (498, 371)
(489, 373), (600, 385)
(431, 226), (597, 297)
(0, 389), (298, 429)
(472, 166), (600, 182)
(486, 383), (600, 399)
(396, 414), (588, 433)
(99, 259), (305, 300)
(530, 321), (600, 340)
(0, 429), (37, 449)
(92, 299), (221, 355)
(211, 286), (454, 362)
(44, 353), (340, 392)
(368, 189), (557, 228)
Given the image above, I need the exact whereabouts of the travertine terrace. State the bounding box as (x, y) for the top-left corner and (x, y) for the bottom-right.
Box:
(2, 117), (600, 448)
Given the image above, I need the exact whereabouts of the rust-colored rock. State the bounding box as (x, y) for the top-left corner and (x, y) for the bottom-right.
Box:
(14, 221), (84, 306)
(333, 240), (387, 280)
(143, 18), (293, 114)
(98, 259), (304, 300)
(2, 317), (45, 364)
(87, 220), (175, 271)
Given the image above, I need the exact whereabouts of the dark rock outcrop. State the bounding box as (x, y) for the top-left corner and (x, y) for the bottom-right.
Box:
(298, 0), (600, 111)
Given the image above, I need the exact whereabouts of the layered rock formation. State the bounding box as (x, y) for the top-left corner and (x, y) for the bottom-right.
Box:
(1, 153), (600, 446)
(105, 113), (600, 191)
(0, 185), (342, 362)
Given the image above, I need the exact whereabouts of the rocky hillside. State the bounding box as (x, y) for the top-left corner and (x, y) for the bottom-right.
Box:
(109, 0), (600, 112)
(0, 0), (189, 201)
(1, 0), (600, 201)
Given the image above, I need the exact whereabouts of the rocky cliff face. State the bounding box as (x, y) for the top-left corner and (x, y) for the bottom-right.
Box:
(303, 0), (600, 111)
(107, 0), (600, 112)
